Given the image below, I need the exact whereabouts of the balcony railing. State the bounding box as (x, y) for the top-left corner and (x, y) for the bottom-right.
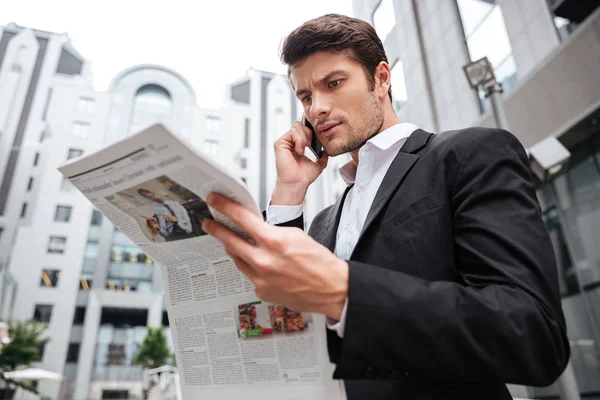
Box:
(92, 365), (144, 381)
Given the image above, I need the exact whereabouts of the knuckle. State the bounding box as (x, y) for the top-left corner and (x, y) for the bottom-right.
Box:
(265, 232), (284, 249)
(250, 253), (271, 272)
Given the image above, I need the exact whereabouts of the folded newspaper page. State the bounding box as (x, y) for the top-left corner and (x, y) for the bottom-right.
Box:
(57, 124), (344, 400)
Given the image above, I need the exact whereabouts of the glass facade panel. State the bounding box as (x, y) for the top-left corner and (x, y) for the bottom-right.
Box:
(93, 325), (147, 381)
(531, 132), (600, 398)
(373, 0), (395, 41)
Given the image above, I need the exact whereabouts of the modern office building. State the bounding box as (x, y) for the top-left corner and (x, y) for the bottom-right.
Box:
(0, 22), (92, 326)
(0, 21), (343, 399)
(354, 0), (600, 398)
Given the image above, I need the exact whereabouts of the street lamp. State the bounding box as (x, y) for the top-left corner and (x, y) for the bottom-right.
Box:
(463, 56), (509, 130)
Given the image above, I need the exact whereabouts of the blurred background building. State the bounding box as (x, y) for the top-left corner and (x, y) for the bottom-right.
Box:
(0, 21), (340, 400)
(353, 0), (600, 398)
(1, 0), (600, 398)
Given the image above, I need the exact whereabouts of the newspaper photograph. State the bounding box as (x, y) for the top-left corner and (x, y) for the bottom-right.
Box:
(57, 124), (344, 400)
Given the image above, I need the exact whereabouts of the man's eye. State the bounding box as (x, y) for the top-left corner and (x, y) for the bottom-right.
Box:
(302, 95), (312, 103)
(329, 80), (341, 88)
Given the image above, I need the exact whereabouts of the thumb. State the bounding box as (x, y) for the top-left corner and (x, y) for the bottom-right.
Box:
(316, 152), (329, 169)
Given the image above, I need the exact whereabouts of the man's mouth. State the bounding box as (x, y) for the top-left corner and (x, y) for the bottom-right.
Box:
(318, 121), (341, 137)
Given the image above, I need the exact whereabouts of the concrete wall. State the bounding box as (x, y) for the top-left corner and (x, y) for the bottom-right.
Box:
(476, 7), (600, 147)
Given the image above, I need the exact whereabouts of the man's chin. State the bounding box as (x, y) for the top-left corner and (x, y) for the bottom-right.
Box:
(325, 140), (364, 157)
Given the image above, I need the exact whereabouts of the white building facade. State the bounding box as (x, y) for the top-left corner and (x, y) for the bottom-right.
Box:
(354, 1), (600, 399)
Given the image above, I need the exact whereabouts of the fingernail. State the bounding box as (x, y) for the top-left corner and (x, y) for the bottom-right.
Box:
(202, 219), (210, 231)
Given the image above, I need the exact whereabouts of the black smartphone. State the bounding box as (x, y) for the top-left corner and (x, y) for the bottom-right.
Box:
(303, 116), (323, 159)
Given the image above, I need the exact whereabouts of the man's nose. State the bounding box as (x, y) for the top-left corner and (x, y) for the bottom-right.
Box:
(309, 94), (331, 120)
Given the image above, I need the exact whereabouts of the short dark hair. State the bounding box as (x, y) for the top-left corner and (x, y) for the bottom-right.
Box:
(280, 14), (392, 101)
(138, 188), (153, 197)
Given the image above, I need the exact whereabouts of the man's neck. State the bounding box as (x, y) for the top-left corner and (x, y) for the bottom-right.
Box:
(349, 113), (401, 165)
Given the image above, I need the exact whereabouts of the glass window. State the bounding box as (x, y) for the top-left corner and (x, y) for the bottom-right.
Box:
(102, 390), (129, 399)
(204, 139), (219, 156)
(66, 343), (80, 363)
(205, 115), (221, 132)
(34, 304), (53, 323)
(48, 236), (67, 253)
(40, 269), (61, 288)
(240, 158), (247, 169)
(33, 152), (40, 166)
(72, 121), (90, 138)
(27, 177), (34, 192)
(456, 0), (517, 110)
(20, 203), (27, 218)
(85, 241), (99, 259)
(547, 1), (599, 41)
(67, 148), (84, 160)
(73, 307), (86, 324)
(55, 205), (73, 222)
(129, 84), (172, 134)
(244, 118), (250, 148)
(38, 343), (46, 360)
(390, 59), (408, 114)
(531, 138), (600, 398)
(77, 97), (94, 113)
(373, 0), (395, 41)
(91, 209), (103, 226)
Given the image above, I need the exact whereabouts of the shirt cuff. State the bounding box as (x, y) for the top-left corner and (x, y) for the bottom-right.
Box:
(326, 298), (348, 339)
(265, 202), (304, 225)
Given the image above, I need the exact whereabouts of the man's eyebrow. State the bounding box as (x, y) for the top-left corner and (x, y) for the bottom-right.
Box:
(295, 70), (347, 97)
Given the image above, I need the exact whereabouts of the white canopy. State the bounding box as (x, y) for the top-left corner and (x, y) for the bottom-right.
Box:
(3, 368), (63, 381)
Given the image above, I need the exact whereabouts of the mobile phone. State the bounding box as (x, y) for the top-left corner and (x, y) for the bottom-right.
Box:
(303, 116), (323, 159)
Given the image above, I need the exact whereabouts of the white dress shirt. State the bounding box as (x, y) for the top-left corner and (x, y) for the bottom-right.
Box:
(266, 123), (418, 338)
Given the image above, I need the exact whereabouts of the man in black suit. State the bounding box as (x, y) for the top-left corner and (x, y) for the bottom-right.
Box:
(201, 14), (569, 400)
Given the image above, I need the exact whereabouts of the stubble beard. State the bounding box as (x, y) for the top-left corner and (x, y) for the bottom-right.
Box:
(326, 91), (384, 157)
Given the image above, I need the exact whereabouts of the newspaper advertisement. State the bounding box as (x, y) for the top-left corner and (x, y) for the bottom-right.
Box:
(57, 124), (344, 400)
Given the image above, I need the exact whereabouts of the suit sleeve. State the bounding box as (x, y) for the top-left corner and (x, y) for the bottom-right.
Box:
(337, 129), (569, 386)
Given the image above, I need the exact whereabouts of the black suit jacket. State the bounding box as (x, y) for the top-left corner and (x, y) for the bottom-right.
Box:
(272, 127), (569, 399)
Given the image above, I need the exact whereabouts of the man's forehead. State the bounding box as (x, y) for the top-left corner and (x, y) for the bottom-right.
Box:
(288, 52), (355, 89)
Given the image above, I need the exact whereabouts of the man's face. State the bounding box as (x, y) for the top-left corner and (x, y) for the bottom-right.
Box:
(290, 51), (384, 157)
(142, 191), (162, 203)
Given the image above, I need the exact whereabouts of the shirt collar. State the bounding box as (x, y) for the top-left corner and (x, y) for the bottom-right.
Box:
(338, 123), (419, 186)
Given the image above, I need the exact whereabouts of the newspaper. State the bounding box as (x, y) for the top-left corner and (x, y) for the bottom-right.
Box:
(58, 124), (344, 400)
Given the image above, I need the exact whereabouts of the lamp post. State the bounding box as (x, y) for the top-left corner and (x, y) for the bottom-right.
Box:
(463, 56), (510, 130)
(463, 57), (580, 400)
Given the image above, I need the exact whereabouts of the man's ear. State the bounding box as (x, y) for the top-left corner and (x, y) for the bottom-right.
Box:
(374, 61), (392, 99)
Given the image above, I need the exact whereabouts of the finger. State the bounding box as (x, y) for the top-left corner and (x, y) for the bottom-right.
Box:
(275, 127), (303, 156)
(229, 254), (256, 279)
(291, 122), (309, 155)
(316, 151), (329, 169)
(203, 195), (269, 243)
(202, 217), (258, 261)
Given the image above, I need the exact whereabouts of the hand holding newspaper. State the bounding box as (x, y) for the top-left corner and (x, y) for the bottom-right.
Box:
(58, 124), (344, 400)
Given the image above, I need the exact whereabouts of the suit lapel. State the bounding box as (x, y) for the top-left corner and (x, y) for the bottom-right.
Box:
(351, 129), (433, 258)
(320, 184), (352, 252)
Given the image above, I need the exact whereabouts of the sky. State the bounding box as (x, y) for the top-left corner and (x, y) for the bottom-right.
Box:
(0, 0), (354, 108)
